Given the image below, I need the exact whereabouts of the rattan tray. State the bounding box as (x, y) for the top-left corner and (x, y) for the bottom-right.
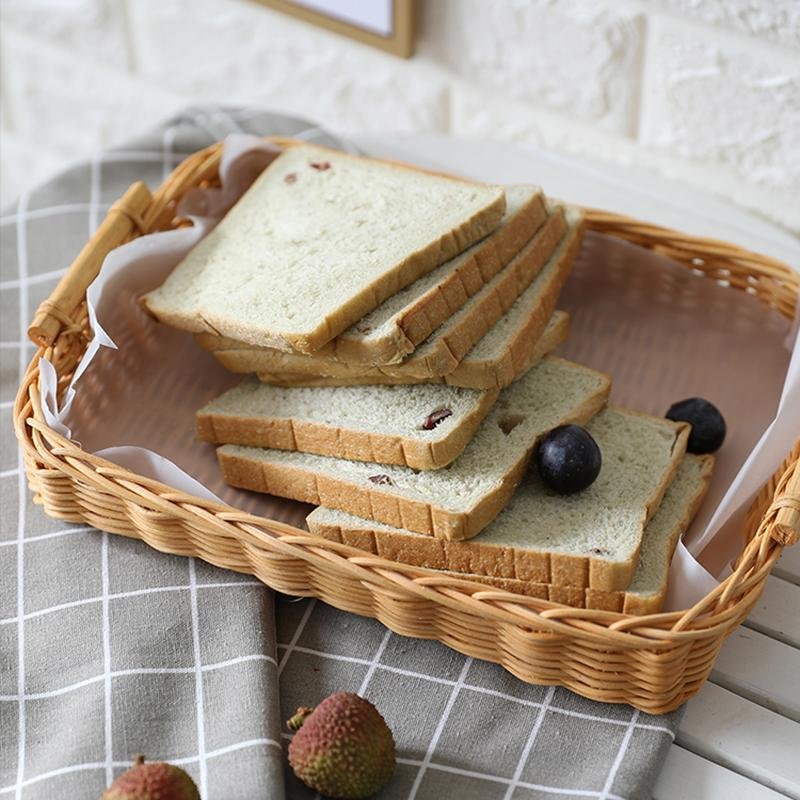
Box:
(15, 138), (800, 714)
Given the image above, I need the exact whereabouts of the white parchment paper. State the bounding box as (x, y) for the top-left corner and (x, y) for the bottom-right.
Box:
(38, 135), (800, 611)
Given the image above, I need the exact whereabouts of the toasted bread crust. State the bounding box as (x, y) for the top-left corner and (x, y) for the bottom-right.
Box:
(144, 144), (506, 354)
(216, 366), (611, 544)
(306, 454), (711, 604)
(197, 386), (500, 471)
(236, 312), (570, 390)
(204, 211), (578, 390)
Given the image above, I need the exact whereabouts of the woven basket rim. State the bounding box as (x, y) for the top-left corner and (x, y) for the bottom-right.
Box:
(14, 136), (800, 652)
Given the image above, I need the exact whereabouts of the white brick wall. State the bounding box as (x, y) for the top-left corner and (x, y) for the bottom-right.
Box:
(648, 0), (800, 47)
(1, 0), (798, 234)
(3, 29), (185, 155)
(129, 0), (450, 133)
(419, 0), (645, 135)
(642, 19), (800, 194)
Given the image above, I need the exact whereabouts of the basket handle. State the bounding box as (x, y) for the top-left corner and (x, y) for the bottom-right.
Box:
(771, 456), (800, 546)
(28, 181), (152, 348)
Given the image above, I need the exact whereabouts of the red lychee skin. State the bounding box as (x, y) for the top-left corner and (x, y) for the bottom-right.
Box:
(101, 756), (200, 800)
(288, 692), (396, 799)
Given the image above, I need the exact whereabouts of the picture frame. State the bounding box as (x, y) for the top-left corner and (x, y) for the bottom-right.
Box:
(255, 0), (414, 58)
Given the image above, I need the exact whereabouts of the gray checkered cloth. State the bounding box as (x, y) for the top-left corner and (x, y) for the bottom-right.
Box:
(0, 108), (683, 800)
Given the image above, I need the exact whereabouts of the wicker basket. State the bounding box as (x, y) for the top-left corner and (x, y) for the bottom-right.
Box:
(15, 138), (800, 714)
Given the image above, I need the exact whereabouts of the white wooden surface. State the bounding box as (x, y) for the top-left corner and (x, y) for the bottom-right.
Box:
(352, 133), (800, 800)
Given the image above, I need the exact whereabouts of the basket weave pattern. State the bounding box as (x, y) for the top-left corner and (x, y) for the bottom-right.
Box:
(15, 139), (800, 714)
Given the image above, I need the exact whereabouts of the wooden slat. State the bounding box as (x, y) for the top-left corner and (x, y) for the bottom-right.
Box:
(711, 627), (800, 719)
(773, 543), (800, 585)
(655, 745), (788, 800)
(745, 575), (800, 647)
(678, 683), (800, 796)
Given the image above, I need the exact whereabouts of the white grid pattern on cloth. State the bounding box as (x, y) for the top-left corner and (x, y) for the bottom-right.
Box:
(401, 757), (630, 800)
(278, 737), (630, 800)
(503, 685), (556, 800)
(357, 628), (393, 697)
(279, 740), (630, 799)
(1, 107), (299, 798)
(300, 625), (396, 800)
(14, 187), (30, 800)
(0, 107), (684, 799)
(0, 203), (99, 226)
(0, 527), (95, 547)
(408, 656), (473, 799)
(0, 269), (71, 291)
(88, 150), (102, 239)
(0, 579), (266, 627)
(187, 558), (208, 798)
(3, 752), (628, 800)
(0, 738), (282, 797)
(275, 605), (667, 800)
(92, 151), (115, 790)
(101, 533), (113, 787)
(1, 653), (281, 703)
(277, 598), (317, 678)
(601, 710), (641, 800)
(273, 643), (676, 741)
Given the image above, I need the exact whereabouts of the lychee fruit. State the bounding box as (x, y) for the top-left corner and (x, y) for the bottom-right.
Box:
(287, 692), (395, 799)
(101, 755), (200, 800)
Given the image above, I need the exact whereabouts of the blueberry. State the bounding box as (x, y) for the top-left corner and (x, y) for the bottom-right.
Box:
(536, 425), (602, 494)
(666, 397), (726, 454)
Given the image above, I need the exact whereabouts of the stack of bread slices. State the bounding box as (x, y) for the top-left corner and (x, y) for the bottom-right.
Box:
(144, 143), (713, 614)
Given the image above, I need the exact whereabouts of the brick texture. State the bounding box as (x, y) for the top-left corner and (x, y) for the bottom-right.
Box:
(0, 0), (132, 69)
(451, 78), (799, 236)
(1, 30), (186, 155)
(129, 0), (449, 134)
(419, 0), (644, 135)
(641, 20), (800, 195)
(649, 0), (800, 47)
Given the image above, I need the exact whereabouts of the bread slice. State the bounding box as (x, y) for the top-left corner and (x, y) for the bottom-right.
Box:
(307, 454), (712, 610)
(211, 206), (575, 381)
(445, 300), (569, 390)
(299, 406), (689, 590)
(593, 453), (712, 612)
(143, 144), (506, 353)
(197, 378), (499, 471)
(253, 307), (569, 391)
(265, 206), (576, 379)
(195, 185), (547, 366)
(216, 356), (611, 542)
